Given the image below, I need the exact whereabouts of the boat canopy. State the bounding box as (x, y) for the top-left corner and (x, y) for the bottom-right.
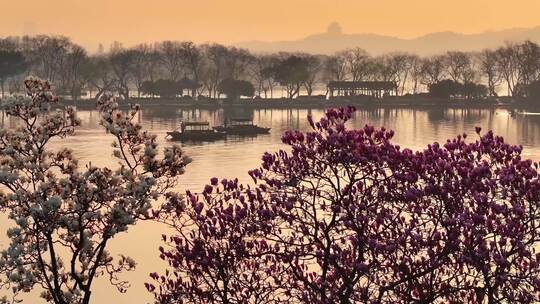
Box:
(180, 121), (211, 131)
(229, 118), (254, 125)
(182, 121), (210, 126)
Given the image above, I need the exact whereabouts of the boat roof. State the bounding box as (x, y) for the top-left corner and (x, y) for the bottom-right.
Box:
(182, 121), (209, 126)
(230, 118), (253, 122)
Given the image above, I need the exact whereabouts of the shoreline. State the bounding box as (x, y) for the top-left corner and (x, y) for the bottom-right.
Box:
(51, 97), (539, 111)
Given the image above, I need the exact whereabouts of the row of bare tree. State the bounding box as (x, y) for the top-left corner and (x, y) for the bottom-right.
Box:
(1, 35), (540, 100)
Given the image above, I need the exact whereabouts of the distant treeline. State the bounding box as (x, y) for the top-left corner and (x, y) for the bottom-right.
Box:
(1, 35), (540, 101)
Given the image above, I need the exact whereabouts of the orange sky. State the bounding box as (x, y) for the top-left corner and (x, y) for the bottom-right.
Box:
(1, 0), (540, 51)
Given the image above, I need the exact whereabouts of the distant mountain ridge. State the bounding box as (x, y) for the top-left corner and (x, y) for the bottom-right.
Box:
(236, 26), (540, 56)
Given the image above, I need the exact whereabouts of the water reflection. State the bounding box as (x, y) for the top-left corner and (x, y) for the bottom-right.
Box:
(1, 106), (540, 304)
(3, 106), (540, 185)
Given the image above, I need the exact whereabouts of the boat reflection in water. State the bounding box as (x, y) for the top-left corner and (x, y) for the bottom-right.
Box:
(166, 121), (227, 142)
(213, 118), (271, 135)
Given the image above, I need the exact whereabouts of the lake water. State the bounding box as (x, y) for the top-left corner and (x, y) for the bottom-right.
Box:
(2, 106), (540, 303)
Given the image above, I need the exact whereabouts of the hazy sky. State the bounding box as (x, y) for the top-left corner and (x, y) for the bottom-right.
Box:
(2, 0), (540, 51)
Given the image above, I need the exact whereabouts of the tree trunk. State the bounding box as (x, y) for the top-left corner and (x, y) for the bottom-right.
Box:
(305, 84), (313, 96)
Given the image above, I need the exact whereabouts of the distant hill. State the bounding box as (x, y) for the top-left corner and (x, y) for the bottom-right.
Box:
(236, 26), (540, 56)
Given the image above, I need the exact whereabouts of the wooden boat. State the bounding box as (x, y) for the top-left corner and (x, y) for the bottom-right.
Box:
(213, 118), (271, 135)
(166, 121), (226, 142)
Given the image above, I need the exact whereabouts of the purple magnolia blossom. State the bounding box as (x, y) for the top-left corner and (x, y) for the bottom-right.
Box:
(151, 180), (285, 304)
(150, 106), (540, 304)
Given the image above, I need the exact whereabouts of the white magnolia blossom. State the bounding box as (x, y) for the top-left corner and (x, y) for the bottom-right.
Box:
(0, 78), (189, 304)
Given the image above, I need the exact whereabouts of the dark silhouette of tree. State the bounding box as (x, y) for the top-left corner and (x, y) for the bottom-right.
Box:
(129, 44), (154, 98)
(0, 50), (27, 97)
(478, 49), (502, 97)
(519, 80), (540, 99)
(2, 34), (540, 100)
(420, 55), (446, 86)
(443, 51), (476, 83)
(24, 36), (72, 84)
(141, 79), (182, 98)
(381, 53), (415, 95)
(516, 41), (540, 88)
(158, 41), (184, 82)
(109, 49), (137, 100)
(324, 53), (347, 81)
(429, 79), (462, 98)
(300, 54), (323, 96)
(495, 43), (520, 96)
(58, 45), (88, 100)
(461, 81), (488, 100)
(140, 80), (156, 98)
(82, 55), (115, 100)
(250, 55), (278, 98)
(179, 41), (204, 94)
(493, 41), (540, 97)
(201, 44), (229, 98)
(225, 47), (254, 81)
(362, 57), (383, 81)
(409, 54), (423, 94)
(429, 79), (488, 100)
(217, 78), (255, 100)
(341, 47), (370, 81)
(271, 56), (309, 99)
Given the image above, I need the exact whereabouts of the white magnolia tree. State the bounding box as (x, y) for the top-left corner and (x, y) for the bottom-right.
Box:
(0, 78), (189, 304)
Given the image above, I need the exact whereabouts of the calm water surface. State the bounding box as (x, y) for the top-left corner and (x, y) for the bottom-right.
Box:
(2, 106), (540, 303)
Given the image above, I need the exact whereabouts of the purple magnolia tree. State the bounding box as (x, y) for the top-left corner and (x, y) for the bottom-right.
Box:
(415, 128), (540, 303)
(149, 180), (286, 304)
(149, 106), (540, 304)
(0, 78), (189, 304)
